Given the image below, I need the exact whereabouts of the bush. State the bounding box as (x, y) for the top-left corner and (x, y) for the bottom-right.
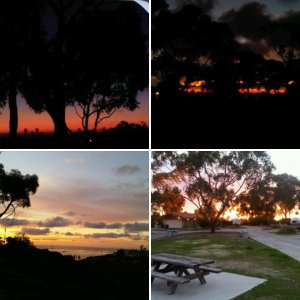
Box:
(271, 224), (280, 229)
(277, 225), (297, 234)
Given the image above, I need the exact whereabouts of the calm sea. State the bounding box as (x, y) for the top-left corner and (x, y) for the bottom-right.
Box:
(38, 246), (116, 259)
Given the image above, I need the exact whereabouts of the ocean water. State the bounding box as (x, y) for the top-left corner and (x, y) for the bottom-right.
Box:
(39, 246), (116, 259)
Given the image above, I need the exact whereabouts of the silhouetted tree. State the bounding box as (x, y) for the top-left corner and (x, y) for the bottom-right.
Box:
(152, 151), (274, 232)
(6, 235), (34, 249)
(23, 0), (147, 143)
(0, 164), (39, 219)
(152, 4), (239, 96)
(0, 0), (43, 140)
(237, 178), (276, 224)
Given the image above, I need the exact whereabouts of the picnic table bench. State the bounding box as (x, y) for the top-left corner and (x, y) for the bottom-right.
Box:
(151, 253), (222, 295)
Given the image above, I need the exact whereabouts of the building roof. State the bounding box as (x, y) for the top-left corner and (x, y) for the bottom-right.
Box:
(164, 212), (197, 220)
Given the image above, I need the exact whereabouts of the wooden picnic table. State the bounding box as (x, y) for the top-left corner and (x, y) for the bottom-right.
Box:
(151, 253), (222, 295)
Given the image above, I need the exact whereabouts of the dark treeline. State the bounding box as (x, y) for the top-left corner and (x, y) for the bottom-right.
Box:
(0, 236), (148, 300)
(152, 0), (300, 148)
(0, 0), (148, 148)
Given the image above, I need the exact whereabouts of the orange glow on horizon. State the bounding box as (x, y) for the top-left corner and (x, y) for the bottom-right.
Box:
(180, 77), (291, 95)
(0, 94), (148, 135)
(1, 224), (148, 249)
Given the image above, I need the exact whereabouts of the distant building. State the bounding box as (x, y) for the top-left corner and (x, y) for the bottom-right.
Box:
(232, 218), (241, 225)
(163, 212), (197, 229)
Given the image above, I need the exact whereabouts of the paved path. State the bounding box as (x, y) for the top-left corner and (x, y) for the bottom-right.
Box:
(245, 226), (300, 262)
(152, 272), (265, 300)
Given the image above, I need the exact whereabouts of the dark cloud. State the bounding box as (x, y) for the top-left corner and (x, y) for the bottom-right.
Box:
(219, 2), (272, 40)
(278, 0), (299, 4)
(84, 233), (130, 239)
(127, 233), (149, 241)
(124, 222), (149, 233)
(83, 222), (148, 231)
(38, 216), (73, 227)
(20, 227), (50, 235)
(106, 223), (123, 229)
(83, 221), (106, 228)
(65, 232), (74, 236)
(279, 10), (300, 24)
(115, 165), (141, 176)
(167, 0), (218, 13)
(64, 211), (76, 216)
(1, 218), (30, 226)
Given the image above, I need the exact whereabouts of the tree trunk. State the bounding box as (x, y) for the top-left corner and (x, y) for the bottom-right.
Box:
(210, 222), (216, 233)
(47, 103), (68, 144)
(8, 86), (18, 140)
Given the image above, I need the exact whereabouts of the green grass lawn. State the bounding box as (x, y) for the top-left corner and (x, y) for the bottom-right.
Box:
(152, 234), (300, 300)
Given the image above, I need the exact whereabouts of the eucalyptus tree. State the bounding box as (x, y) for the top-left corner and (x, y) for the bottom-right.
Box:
(23, 0), (148, 142)
(0, 164), (39, 219)
(272, 173), (300, 221)
(152, 151), (274, 232)
(0, 0), (43, 140)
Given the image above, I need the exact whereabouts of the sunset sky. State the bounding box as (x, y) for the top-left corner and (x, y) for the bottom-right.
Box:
(162, 151), (300, 216)
(0, 90), (148, 134)
(0, 151), (149, 250)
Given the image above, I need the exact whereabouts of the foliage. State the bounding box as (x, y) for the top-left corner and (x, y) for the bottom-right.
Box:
(277, 225), (297, 234)
(152, 151), (274, 232)
(0, 0), (43, 139)
(22, 0), (148, 141)
(5, 235), (34, 249)
(0, 163), (39, 219)
(271, 173), (300, 220)
(237, 178), (276, 224)
(151, 188), (185, 215)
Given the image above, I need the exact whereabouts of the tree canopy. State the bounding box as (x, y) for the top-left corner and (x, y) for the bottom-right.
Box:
(152, 151), (274, 232)
(0, 163), (39, 219)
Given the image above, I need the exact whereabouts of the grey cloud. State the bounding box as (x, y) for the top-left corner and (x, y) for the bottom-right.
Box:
(64, 232), (74, 236)
(124, 222), (149, 233)
(167, 0), (218, 13)
(128, 234), (149, 241)
(83, 222), (106, 228)
(106, 223), (123, 229)
(20, 227), (50, 235)
(84, 233), (130, 239)
(64, 211), (76, 216)
(115, 165), (141, 176)
(38, 216), (73, 227)
(278, 0), (299, 4)
(219, 2), (272, 40)
(83, 222), (148, 231)
(1, 218), (30, 226)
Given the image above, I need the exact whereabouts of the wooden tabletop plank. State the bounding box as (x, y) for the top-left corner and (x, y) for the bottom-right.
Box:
(152, 253), (214, 268)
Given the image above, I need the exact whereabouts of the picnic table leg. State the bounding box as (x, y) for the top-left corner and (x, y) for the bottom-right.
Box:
(194, 266), (206, 284)
(152, 262), (162, 284)
(168, 283), (179, 295)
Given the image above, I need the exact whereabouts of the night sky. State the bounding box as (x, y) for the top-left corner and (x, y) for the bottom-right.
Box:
(165, 0), (300, 60)
(0, 151), (149, 249)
